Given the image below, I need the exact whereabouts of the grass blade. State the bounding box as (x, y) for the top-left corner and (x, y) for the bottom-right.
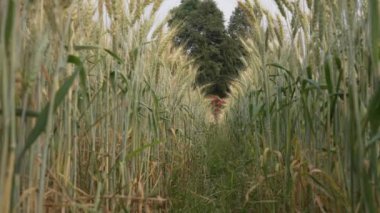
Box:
(15, 56), (82, 172)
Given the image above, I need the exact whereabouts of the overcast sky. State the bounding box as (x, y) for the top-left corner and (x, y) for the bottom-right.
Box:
(156, 0), (279, 25)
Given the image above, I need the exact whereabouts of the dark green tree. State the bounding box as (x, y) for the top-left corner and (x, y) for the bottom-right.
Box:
(169, 0), (245, 97)
(228, 4), (251, 40)
(168, 0), (201, 50)
(226, 4), (253, 75)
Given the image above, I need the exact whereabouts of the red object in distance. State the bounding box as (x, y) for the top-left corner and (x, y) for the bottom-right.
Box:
(208, 96), (226, 121)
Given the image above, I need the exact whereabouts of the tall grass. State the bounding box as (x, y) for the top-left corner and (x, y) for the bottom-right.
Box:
(168, 0), (380, 211)
(222, 0), (380, 211)
(0, 0), (208, 212)
(1, 0), (379, 212)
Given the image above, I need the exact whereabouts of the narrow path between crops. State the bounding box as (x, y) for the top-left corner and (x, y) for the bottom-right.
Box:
(167, 97), (270, 212)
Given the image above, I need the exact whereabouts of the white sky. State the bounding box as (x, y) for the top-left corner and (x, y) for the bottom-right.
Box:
(156, 0), (279, 25)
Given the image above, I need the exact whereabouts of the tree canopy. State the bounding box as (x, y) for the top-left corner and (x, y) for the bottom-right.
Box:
(228, 5), (251, 40)
(169, 0), (248, 97)
(225, 4), (252, 75)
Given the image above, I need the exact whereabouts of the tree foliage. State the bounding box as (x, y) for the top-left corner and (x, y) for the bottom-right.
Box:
(226, 4), (253, 74)
(169, 0), (247, 97)
(228, 5), (251, 40)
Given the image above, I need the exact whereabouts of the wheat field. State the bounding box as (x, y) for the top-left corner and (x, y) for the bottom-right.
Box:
(0, 0), (379, 212)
